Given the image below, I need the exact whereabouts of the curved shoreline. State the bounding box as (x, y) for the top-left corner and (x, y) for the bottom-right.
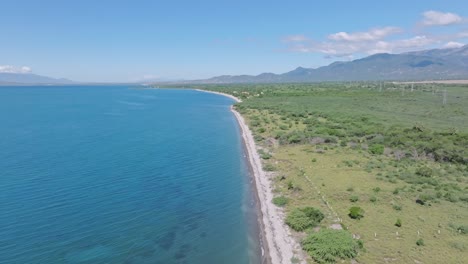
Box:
(195, 89), (302, 264)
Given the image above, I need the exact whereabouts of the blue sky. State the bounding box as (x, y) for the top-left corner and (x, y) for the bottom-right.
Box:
(1, 0), (467, 82)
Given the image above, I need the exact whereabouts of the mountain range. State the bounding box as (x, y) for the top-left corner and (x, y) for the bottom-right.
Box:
(2, 44), (468, 85)
(0, 72), (74, 85)
(193, 44), (468, 83)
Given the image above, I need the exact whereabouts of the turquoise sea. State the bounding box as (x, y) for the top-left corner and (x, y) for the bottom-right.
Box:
(0, 86), (262, 264)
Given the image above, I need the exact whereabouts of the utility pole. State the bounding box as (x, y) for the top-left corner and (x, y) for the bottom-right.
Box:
(411, 83), (414, 92)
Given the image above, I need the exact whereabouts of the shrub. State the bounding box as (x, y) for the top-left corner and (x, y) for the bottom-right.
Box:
(393, 204), (402, 211)
(287, 180), (294, 190)
(349, 206), (364, 219)
(260, 152), (272, 160)
(369, 144), (385, 155)
(350, 195), (359, 202)
(302, 229), (359, 263)
(416, 167), (433, 177)
(370, 196), (377, 203)
(301, 207), (325, 223)
(418, 193), (436, 204)
(286, 207), (324, 231)
(272, 196), (288, 207)
(254, 134), (264, 142)
(311, 158), (317, 162)
(346, 186), (354, 192)
(395, 218), (402, 227)
(416, 238), (425, 246)
(373, 187), (381, 193)
(459, 225), (468, 235)
(250, 120), (261, 127)
(263, 164), (276, 171)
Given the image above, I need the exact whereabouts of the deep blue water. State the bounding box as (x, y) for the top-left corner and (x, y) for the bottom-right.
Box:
(0, 86), (262, 264)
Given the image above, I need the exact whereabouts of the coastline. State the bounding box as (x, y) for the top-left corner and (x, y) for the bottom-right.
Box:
(196, 89), (303, 264)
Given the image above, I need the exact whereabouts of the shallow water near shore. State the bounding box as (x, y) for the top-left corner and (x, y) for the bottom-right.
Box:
(0, 86), (262, 264)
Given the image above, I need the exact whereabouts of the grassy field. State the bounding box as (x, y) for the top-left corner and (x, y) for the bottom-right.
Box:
(191, 83), (468, 263)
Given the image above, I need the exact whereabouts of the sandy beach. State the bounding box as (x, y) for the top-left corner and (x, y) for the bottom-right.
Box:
(196, 89), (303, 264)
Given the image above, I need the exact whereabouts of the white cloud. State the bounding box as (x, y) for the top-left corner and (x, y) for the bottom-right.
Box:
(328, 27), (401, 42)
(282, 11), (468, 58)
(0, 65), (32, 74)
(393, 35), (436, 49)
(422, 11), (463, 26)
(286, 35), (438, 58)
(443, 41), (464, 48)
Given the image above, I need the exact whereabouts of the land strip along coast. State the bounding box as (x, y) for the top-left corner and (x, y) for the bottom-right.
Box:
(195, 89), (303, 264)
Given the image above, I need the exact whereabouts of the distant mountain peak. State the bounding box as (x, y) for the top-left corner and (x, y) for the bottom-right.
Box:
(189, 45), (468, 83)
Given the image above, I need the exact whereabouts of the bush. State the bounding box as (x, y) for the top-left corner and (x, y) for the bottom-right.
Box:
(250, 120), (261, 127)
(302, 229), (359, 263)
(416, 167), (433, 177)
(287, 180), (294, 190)
(373, 187), (381, 193)
(349, 206), (364, 219)
(272, 196), (288, 207)
(369, 144), (385, 155)
(263, 164), (276, 171)
(458, 225), (468, 235)
(350, 195), (359, 202)
(393, 204), (402, 211)
(370, 196), (377, 203)
(260, 152), (272, 160)
(395, 218), (402, 227)
(286, 207), (324, 231)
(416, 238), (425, 246)
(301, 207), (325, 223)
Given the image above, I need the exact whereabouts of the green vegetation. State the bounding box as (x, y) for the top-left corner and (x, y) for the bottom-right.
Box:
(302, 229), (359, 263)
(190, 83), (468, 263)
(416, 238), (425, 246)
(272, 196), (288, 207)
(285, 207), (324, 231)
(349, 195), (359, 202)
(349, 206), (365, 219)
(395, 218), (402, 227)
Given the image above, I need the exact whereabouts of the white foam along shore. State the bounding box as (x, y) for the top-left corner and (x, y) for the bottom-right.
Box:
(195, 89), (303, 264)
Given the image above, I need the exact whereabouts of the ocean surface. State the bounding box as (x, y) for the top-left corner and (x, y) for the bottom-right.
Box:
(0, 86), (262, 264)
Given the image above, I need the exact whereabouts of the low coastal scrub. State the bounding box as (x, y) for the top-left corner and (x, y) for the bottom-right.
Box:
(395, 218), (402, 227)
(348, 206), (364, 220)
(263, 163), (276, 171)
(272, 196), (288, 207)
(285, 207), (324, 231)
(349, 195), (359, 202)
(301, 229), (360, 263)
(416, 238), (425, 246)
(191, 83), (468, 263)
